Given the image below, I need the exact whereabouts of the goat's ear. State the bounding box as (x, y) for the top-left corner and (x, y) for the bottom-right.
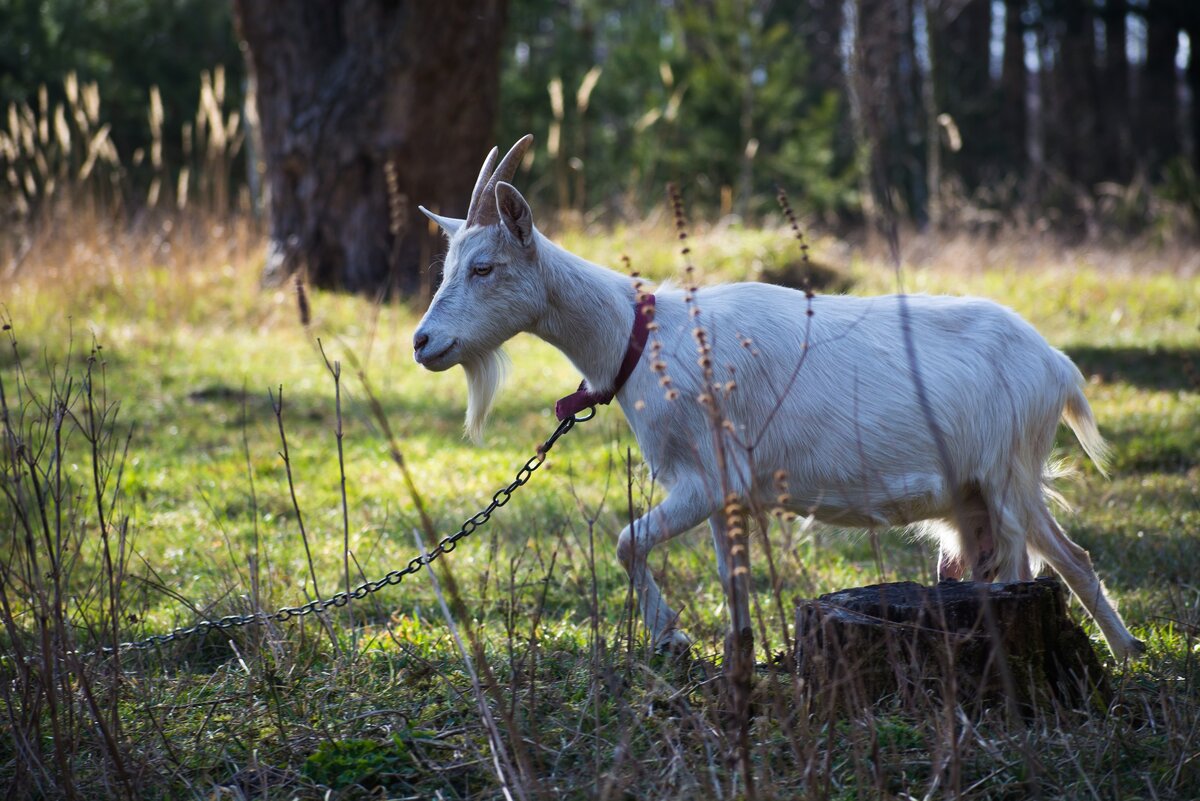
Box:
(495, 182), (534, 248)
(418, 206), (465, 236)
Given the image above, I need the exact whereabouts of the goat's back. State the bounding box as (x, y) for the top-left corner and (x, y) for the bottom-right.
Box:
(631, 285), (1085, 514)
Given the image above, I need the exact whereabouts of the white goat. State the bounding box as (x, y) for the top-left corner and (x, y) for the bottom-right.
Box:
(413, 136), (1144, 661)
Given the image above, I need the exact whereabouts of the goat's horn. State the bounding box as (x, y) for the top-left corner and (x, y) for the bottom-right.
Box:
(489, 134), (533, 191)
(472, 134), (534, 227)
(465, 146), (499, 227)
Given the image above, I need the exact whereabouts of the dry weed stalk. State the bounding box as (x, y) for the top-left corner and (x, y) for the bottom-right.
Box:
(0, 331), (141, 799)
(1, 67), (247, 273)
(668, 181), (758, 799)
(269, 386), (340, 654)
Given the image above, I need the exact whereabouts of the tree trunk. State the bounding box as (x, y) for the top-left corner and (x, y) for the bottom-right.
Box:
(794, 578), (1110, 713)
(853, 0), (926, 225)
(234, 0), (508, 295)
(1054, 1), (1099, 189)
(929, 0), (994, 188)
(1101, 0), (1132, 182)
(800, 0), (845, 99)
(1182, 8), (1200, 171)
(920, 0), (942, 227)
(1000, 0), (1027, 175)
(797, 0), (855, 220)
(1142, 0), (1180, 176)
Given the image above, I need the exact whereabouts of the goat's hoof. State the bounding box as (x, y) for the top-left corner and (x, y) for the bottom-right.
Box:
(654, 629), (693, 657)
(1112, 636), (1147, 661)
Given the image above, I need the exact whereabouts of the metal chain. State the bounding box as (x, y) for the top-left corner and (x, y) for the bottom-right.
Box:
(87, 407), (595, 658)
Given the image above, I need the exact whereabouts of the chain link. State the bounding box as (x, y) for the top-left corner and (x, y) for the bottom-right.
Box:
(86, 407), (595, 658)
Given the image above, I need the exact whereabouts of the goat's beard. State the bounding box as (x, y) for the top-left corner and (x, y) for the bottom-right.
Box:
(462, 349), (509, 443)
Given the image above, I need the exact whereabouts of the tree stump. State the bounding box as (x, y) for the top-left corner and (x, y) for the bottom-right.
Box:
(793, 578), (1110, 713)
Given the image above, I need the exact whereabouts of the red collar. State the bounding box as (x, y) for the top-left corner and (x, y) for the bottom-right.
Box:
(555, 293), (655, 420)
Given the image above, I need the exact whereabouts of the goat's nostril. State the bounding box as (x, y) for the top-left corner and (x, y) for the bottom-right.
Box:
(414, 332), (429, 351)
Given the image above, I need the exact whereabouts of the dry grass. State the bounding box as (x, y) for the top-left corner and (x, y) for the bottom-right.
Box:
(2, 68), (245, 280)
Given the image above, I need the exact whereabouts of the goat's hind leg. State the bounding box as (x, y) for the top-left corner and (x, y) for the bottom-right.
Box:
(1028, 504), (1144, 660)
(933, 488), (1001, 582)
(926, 517), (981, 582)
(959, 486), (1033, 583)
(933, 520), (970, 582)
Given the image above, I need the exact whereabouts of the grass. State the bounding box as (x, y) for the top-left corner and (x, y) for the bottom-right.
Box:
(2, 214), (1199, 799)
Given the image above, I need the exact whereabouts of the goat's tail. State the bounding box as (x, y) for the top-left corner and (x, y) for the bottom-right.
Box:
(1062, 377), (1110, 477)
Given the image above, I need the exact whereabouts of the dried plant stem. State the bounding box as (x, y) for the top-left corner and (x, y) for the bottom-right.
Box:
(670, 182), (756, 800)
(319, 341), (354, 637)
(270, 385), (339, 653)
(0, 346), (82, 799)
(80, 354), (135, 796)
(239, 382), (263, 613)
(623, 447), (637, 672)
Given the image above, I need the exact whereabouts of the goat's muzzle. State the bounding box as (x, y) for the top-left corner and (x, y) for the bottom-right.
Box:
(413, 332), (459, 370)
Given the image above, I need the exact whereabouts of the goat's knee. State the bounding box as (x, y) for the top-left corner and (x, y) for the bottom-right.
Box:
(616, 526), (637, 570)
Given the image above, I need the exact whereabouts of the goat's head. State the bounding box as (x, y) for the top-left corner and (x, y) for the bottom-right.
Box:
(413, 135), (543, 441)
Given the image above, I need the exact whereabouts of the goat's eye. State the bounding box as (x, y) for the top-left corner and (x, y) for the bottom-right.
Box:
(472, 263), (494, 277)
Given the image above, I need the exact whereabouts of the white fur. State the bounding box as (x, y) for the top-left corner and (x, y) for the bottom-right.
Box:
(463, 349), (509, 443)
(413, 172), (1142, 661)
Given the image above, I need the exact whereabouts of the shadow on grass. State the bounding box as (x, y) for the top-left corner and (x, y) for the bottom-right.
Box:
(1065, 345), (1200, 393)
(1099, 411), (1200, 474)
(1069, 517), (1200, 601)
(179, 379), (583, 459)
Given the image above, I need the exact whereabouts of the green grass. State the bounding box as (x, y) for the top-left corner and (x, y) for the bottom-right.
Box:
(2, 220), (1199, 799)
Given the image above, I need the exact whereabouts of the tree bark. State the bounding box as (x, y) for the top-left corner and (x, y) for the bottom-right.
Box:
(794, 578), (1110, 713)
(800, 0), (845, 99)
(1054, 1), (1099, 188)
(1142, 0), (1181, 176)
(1101, 0), (1132, 182)
(853, 0), (927, 225)
(234, 0), (508, 295)
(1182, 7), (1200, 171)
(929, 0), (994, 188)
(1000, 0), (1027, 175)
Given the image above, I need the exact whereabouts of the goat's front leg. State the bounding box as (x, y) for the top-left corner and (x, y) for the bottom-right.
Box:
(617, 483), (714, 653)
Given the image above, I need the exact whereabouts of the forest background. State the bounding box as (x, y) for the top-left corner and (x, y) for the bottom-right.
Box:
(5, 0), (1200, 281)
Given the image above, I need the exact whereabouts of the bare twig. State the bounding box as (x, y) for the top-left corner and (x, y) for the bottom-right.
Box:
(270, 385), (340, 653)
(319, 339), (355, 638)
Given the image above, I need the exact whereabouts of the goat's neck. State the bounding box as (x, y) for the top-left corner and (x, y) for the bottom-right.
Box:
(532, 236), (635, 392)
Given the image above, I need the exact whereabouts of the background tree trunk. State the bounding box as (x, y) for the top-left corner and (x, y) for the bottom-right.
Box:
(1052, 1), (1099, 188)
(1101, 0), (1131, 182)
(930, 0), (994, 189)
(234, 0), (508, 295)
(854, 0), (927, 225)
(1182, 7), (1200, 171)
(1142, 0), (1180, 176)
(1000, 0), (1028, 174)
(800, 0), (846, 99)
